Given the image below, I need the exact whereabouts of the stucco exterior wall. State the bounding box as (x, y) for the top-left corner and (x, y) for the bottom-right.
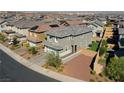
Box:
(45, 32), (92, 57)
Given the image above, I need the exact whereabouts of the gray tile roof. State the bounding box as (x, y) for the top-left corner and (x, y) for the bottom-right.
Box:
(97, 17), (106, 21)
(108, 16), (118, 21)
(6, 18), (44, 29)
(62, 15), (81, 20)
(93, 20), (104, 27)
(49, 20), (60, 25)
(0, 18), (6, 24)
(118, 28), (124, 34)
(4, 30), (15, 34)
(43, 41), (63, 51)
(6, 17), (60, 29)
(47, 25), (92, 38)
(15, 33), (26, 38)
(91, 23), (98, 27)
(118, 21), (124, 26)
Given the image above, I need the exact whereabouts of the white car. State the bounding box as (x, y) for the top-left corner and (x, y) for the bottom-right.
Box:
(8, 41), (13, 45)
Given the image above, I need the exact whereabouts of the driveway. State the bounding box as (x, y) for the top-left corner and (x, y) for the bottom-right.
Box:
(29, 52), (47, 66)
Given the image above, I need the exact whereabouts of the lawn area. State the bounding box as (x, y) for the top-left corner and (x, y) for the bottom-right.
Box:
(89, 41), (99, 51)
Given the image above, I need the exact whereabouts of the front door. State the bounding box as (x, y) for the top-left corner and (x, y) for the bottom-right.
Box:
(75, 45), (77, 52)
(72, 45), (77, 53)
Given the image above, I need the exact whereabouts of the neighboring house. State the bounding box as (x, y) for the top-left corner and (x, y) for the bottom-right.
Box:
(118, 28), (124, 49)
(118, 21), (124, 28)
(28, 24), (51, 47)
(59, 19), (82, 27)
(15, 33), (26, 43)
(97, 17), (107, 24)
(115, 28), (124, 57)
(44, 26), (93, 57)
(108, 16), (118, 23)
(3, 30), (15, 39)
(0, 19), (6, 32)
(3, 18), (44, 37)
(3, 19), (28, 36)
(62, 15), (81, 20)
(88, 20), (104, 37)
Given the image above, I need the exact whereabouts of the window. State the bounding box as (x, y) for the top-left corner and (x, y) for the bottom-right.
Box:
(30, 32), (32, 36)
(49, 36), (53, 39)
(34, 34), (37, 38)
(50, 24), (59, 28)
(69, 36), (72, 40)
(55, 38), (58, 43)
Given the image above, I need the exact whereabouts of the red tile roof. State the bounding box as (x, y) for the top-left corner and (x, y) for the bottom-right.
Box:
(66, 19), (82, 25)
(36, 24), (52, 32)
(24, 13), (34, 17)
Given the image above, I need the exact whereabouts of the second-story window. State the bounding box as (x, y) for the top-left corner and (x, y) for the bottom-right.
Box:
(30, 32), (32, 36)
(49, 36), (53, 39)
(69, 36), (72, 40)
(55, 38), (58, 43)
(34, 34), (37, 38)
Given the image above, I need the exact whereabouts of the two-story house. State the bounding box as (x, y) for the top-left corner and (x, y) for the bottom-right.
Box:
(88, 20), (105, 37)
(3, 18), (45, 37)
(97, 17), (107, 24)
(3, 30), (15, 39)
(44, 25), (93, 57)
(28, 24), (51, 47)
(15, 33), (26, 43)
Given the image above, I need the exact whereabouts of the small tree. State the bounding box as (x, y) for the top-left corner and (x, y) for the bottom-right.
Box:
(0, 33), (6, 42)
(46, 52), (61, 69)
(90, 41), (99, 51)
(104, 57), (124, 81)
(12, 37), (19, 45)
(105, 21), (112, 27)
(99, 46), (107, 56)
(101, 40), (108, 48)
(28, 47), (37, 54)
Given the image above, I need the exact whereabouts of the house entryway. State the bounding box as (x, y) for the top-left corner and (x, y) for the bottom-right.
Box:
(71, 45), (77, 53)
(96, 32), (101, 37)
